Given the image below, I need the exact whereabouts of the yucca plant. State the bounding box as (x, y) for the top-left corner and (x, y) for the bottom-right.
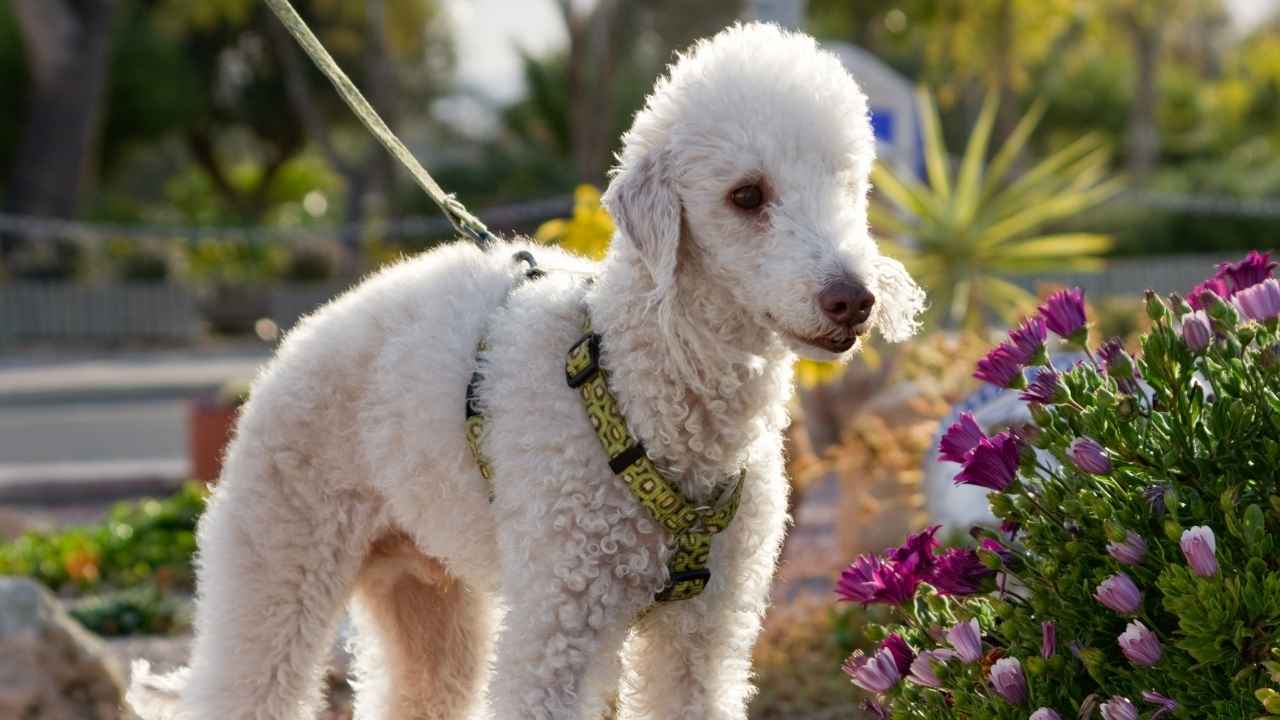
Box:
(872, 89), (1124, 330)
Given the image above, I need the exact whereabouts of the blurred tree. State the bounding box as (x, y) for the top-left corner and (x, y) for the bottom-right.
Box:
(550, 0), (744, 184)
(872, 90), (1121, 329)
(3, 0), (119, 225)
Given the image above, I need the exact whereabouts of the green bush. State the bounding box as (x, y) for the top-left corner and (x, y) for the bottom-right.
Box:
(68, 585), (187, 637)
(0, 483), (205, 594)
(834, 252), (1280, 718)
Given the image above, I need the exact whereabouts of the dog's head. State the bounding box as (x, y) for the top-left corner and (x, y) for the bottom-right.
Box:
(603, 23), (925, 360)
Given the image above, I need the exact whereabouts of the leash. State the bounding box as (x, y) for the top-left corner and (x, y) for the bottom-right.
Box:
(262, 0), (499, 249)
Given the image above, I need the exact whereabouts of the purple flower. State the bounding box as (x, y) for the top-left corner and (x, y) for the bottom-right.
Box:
(1079, 694), (1100, 719)
(1180, 525), (1218, 577)
(1143, 484), (1169, 517)
(1099, 696), (1138, 720)
(1069, 436), (1112, 475)
(989, 657), (1027, 705)
(1179, 310), (1213, 352)
(1118, 620), (1162, 666)
(1141, 691), (1179, 719)
(980, 537), (1013, 564)
(843, 648), (901, 693)
(1095, 573), (1142, 615)
(928, 548), (994, 596)
(1039, 288), (1088, 341)
(1233, 278), (1280, 323)
(1008, 316), (1048, 363)
(975, 343), (1027, 389)
(907, 649), (954, 688)
(1216, 250), (1277, 293)
(1041, 621), (1056, 659)
(1098, 338), (1136, 385)
(939, 412), (987, 464)
(1031, 709), (1064, 720)
(954, 432), (1021, 491)
(888, 525), (941, 577)
(1000, 519), (1021, 539)
(946, 618), (983, 663)
(879, 634), (915, 675)
(861, 700), (889, 719)
(1020, 368), (1063, 404)
(1189, 277), (1229, 309)
(1107, 531), (1148, 566)
(836, 553), (920, 606)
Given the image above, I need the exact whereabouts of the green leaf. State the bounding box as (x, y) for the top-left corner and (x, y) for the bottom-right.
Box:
(954, 90), (999, 226)
(915, 87), (952, 202)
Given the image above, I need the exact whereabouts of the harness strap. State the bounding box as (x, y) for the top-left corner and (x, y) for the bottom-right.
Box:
(462, 266), (745, 604)
(565, 326), (745, 602)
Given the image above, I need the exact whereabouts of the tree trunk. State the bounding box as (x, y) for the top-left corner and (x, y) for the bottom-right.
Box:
(559, 0), (625, 185)
(1125, 16), (1162, 181)
(5, 0), (118, 220)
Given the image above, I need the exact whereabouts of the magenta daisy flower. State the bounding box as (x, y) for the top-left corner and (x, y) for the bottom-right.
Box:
(974, 343), (1027, 389)
(954, 432), (1020, 491)
(928, 548), (993, 596)
(1038, 288), (1088, 342)
(1189, 277), (1230, 310)
(1007, 316), (1048, 364)
(1020, 368), (1062, 404)
(836, 553), (920, 606)
(939, 412), (986, 464)
(879, 634), (915, 675)
(1215, 250), (1276, 293)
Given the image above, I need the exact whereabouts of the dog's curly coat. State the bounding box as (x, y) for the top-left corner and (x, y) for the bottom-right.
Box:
(127, 23), (924, 720)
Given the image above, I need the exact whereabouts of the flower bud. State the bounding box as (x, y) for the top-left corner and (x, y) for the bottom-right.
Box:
(1118, 620), (1162, 666)
(1207, 294), (1240, 331)
(1180, 526), (1219, 577)
(1163, 519), (1184, 543)
(1145, 289), (1168, 323)
(1179, 311), (1212, 353)
(1095, 572), (1142, 614)
(1069, 436), (1112, 475)
(1168, 292), (1193, 316)
(989, 657), (1027, 705)
(1107, 530), (1148, 566)
(1029, 402), (1054, 427)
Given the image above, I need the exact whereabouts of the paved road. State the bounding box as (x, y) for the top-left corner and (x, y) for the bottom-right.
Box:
(0, 397), (187, 465)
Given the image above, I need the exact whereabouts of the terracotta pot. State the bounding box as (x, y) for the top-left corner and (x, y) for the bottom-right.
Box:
(189, 398), (240, 484)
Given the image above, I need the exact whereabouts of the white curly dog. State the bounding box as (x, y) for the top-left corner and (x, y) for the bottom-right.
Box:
(128, 22), (923, 720)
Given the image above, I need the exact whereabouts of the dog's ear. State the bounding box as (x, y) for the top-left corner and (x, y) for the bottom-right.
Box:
(602, 149), (681, 295)
(871, 253), (927, 343)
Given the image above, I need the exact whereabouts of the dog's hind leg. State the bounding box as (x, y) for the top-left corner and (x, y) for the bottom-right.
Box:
(348, 532), (495, 720)
(147, 449), (381, 720)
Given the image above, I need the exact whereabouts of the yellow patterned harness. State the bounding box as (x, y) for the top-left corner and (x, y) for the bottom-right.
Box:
(464, 274), (744, 603)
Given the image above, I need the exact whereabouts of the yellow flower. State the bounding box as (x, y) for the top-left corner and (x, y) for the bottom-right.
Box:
(536, 185), (615, 260)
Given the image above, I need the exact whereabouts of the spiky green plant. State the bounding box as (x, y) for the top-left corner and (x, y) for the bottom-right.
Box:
(871, 89), (1124, 330)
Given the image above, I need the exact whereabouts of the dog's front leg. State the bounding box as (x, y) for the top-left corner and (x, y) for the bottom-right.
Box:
(615, 450), (789, 720)
(487, 507), (654, 719)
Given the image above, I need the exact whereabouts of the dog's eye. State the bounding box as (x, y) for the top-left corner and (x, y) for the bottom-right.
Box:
(729, 184), (764, 211)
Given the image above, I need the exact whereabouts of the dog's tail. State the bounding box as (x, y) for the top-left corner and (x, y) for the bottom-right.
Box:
(125, 660), (190, 720)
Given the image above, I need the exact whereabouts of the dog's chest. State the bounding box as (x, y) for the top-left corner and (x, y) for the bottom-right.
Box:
(470, 284), (666, 588)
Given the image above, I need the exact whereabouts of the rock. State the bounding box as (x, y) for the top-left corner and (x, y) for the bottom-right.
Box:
(0, 577), (125, 720)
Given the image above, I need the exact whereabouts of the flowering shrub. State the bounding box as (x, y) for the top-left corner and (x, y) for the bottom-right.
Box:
(835, 251), (1280, 719)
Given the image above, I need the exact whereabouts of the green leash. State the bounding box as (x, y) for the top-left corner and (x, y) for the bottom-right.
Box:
(263, 0), (498, 248)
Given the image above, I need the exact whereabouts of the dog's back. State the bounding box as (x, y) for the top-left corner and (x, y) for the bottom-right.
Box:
(126, 239), (596, 720)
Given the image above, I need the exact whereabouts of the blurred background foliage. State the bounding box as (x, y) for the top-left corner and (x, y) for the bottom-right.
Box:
(3, 0), (1277, 261)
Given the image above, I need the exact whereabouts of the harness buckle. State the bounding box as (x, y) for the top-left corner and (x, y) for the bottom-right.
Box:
(565, 333), (602, 388)
(655, 569), (712, 602)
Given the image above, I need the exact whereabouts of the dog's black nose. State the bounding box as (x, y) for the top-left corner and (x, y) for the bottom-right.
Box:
(819, 280), (876, 327)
